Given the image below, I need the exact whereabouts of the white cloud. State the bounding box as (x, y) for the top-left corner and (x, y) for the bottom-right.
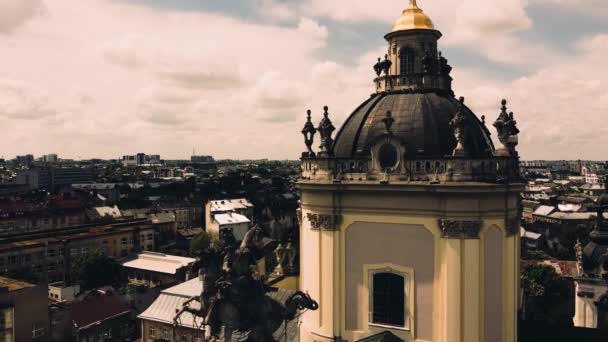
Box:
(0, 79), (57, 120)
(0, 0), (606, 160)
(255, 0), (297, 21)
(452, 33), (608, 160)
(0, 0), (45, 33)
(295, 0), (564, 66)
(532, 0), (608, 16)
(0, 0), (337, 159)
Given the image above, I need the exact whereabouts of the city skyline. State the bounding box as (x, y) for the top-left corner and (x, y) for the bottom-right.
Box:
(1, 0), (607, 160)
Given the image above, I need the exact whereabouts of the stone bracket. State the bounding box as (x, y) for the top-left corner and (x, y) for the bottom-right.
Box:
(307, 213), (341, 231)
(439, 219), (481, 239)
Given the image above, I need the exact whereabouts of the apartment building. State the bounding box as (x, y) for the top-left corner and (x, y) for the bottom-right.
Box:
(0, 220), (156, 284)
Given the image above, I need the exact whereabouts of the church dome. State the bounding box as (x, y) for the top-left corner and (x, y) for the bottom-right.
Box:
(331, 92), (495, 159)
(391, 0), (435, 32)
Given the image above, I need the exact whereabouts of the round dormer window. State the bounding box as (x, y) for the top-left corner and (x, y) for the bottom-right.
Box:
(378, 143), (399, 170)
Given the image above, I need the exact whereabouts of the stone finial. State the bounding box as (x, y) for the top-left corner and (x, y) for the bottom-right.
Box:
(374, 57), (383, 76)
(493, 99), (520, 157)
(381, 54), (392, 75)
(450, 96), (467, 157)
(382, 110), (395, 134)
(317, 106), (336, 156)
(301, 109), (317, 157)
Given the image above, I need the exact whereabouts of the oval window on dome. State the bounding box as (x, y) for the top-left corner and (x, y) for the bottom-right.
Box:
(378, 143), (399, 170)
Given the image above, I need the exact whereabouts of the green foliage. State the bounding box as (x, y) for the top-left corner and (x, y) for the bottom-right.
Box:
(188, 231), (219, 274)
(71, 250), (126, 290)
(522, 249), (552, 261)
(521, 264), (574, 325)
(189, 230), (219, 257)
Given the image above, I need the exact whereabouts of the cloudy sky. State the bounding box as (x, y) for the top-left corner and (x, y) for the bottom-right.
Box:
(0, 0), (607, 160)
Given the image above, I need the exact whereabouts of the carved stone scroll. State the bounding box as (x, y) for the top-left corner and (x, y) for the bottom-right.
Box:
(307, 213), (340, 231)
(439, 219), (482, 239)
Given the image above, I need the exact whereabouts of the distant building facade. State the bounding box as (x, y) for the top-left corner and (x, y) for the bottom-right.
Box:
(0, 277), (49, 341)
(0, 220), (155, 284)
(15, 155), (34, 167)
(574, 184), (608, 330)
(0, 197), (86, 236)
(205, 198), (253, 240)
(121, 252), (195, 288)
(16, 167), (93, 192)
(50, 288), (133, 342)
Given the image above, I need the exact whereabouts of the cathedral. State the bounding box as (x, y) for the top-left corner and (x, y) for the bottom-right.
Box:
(297, 1), (524, 342)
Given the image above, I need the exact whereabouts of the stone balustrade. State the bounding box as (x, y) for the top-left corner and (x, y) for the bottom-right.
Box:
(300, 155), (520, 184)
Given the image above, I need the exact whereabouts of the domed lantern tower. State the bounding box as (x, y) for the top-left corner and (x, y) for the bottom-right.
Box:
(297, 1), (524, 342)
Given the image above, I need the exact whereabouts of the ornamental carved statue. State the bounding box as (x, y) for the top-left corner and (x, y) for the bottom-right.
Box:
(301, 109), (317, 157)
(374, 57), (383, 76)
(174, 226), (318, 342)
(381, 54), (392, 75)
(493, 99), (520, 157)
(317, 106), (335, 156)
(450, 96), (467, 157)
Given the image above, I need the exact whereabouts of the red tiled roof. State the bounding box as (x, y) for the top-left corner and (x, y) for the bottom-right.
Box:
(71, 290), (131, 329)
(521, 260), (579, 278)
(0, 198), (84, 214)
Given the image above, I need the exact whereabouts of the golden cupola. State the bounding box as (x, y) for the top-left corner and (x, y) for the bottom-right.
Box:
(392, 0), (435, 32)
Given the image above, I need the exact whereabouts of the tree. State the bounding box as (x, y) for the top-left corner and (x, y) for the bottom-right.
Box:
(521, 264), (574, 325)
(71, 250), (126, 290)
(522, 249), (552, 261)
(189, 231), (219, 273)
(189, 230), (219, 257)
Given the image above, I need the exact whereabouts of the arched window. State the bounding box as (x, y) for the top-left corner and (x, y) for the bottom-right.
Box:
(371, 272), (405, 327)
(400, 47), (415, 75)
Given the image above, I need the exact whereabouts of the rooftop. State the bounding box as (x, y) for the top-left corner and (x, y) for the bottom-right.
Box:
(93, 206), (122, 218)
(0, 220), (153, 253)
(208, 198), (253, 213)
(140, 279), (301, 339)
(121, 252), (195, 275)
(139, 278), (203, 328)
(162, 277), (202, 297)
(0, 276), (34, 292)
(532, 205), (556, 217)
(521, 260), (579, 278)
(71, 290), (131, 329)
(214, 212), (250, 225)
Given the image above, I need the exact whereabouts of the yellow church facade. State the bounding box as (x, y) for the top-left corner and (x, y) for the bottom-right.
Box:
(296, 2), (524, 342)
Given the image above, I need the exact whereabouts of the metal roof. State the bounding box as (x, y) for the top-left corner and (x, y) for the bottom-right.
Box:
(138, 293), (202, 328)
(209, 198), (253, 213)
(121, 252), (195, 275)
(214, 213), (250, 225)
(332, 92), (494, 158)
(533, 205), (556, 217)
